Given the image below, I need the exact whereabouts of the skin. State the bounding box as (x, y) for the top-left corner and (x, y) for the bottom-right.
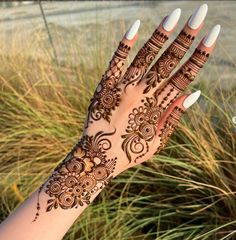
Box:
(0, 9), (217, 240)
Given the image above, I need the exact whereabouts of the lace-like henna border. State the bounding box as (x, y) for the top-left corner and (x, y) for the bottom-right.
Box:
(33, 130), (116, 222)
(85, 42), (130, 127)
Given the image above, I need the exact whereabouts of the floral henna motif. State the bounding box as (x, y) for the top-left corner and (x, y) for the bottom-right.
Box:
(143, 30), (195, 94)
(86, 42), (130, 126)
(170, 48), (209, 91)
(122, 96), (163, 162)
(122, 30), (168, 90)
(33, 131), (116, 221)
(156, 106), (184, 153)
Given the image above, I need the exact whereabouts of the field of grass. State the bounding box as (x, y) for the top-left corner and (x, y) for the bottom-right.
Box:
(0, 2), (236, 240)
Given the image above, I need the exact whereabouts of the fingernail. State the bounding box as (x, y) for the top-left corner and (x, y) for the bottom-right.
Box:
(183, 90), (201, 108)
(188, 4), (208, 29)
(203, 24), (221, 47)
(125, 20), (140, 40)
(163, 8), (181, 31)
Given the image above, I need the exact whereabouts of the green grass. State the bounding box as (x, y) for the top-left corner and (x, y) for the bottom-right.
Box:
(0, 16), (236, 240)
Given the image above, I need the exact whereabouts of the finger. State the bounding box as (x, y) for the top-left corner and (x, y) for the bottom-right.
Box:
(122, 8), (181, 91)
(101, 20), (140, 87)
(153, 24), (220, 113)
(141, 4), (208, 94)
(86, 20), (140, 125)
(155, 90), (201, 153)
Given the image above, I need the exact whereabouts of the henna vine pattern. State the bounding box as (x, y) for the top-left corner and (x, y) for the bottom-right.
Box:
(122, 30), (168, 89)
(86, 42), (130, 126)
(33, 130), (116, 221)
(156, 106), (184, 153)
(143, 30), (195, 94)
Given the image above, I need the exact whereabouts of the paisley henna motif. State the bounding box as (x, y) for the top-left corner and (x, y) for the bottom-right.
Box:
(156, 106), (184, 153)
(122, 30), (168, 89)
(122, 96), (163, 162)
(33, 131), (116, 221)
(143, 30), (195, 94)
(86, 42), (130, 126)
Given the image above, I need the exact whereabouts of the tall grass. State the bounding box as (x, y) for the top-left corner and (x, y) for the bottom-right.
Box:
(0, 11), (236, 240)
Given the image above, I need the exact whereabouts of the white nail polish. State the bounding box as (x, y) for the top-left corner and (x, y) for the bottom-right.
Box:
(163, 8), (181, 31)
(183, 90), (201, 108)
(125, 20), (140, 40)
(203, 25), (221, 47)
(188, 4), (208, 29)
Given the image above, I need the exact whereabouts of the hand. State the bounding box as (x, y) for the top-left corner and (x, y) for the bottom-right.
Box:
(42, 4), (220, 213)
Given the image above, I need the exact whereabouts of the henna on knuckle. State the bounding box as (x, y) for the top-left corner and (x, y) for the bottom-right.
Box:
(122, 29), (168, 89)
(143, 30), (195, 94)
(86, 42), (131, 126)
(170, 48), (210, 92)
(156, 106), (184, 154)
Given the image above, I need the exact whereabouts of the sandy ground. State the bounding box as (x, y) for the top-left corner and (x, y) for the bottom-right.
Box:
(0, 1), (235, 89)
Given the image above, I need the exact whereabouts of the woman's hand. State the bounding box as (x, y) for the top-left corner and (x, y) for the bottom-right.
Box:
(42, 4), (220, 213)
(0, 4), (221, 240)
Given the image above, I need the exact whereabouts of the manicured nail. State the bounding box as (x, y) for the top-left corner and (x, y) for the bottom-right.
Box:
(163, 8), (181, 31)
(125, 20), (140, 40)
(188, 4), (208, 29)
(203, 25), (221, 47)
(183, 90), (201, 108)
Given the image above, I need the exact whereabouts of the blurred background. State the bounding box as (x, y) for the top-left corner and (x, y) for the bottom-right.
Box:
(0, 1), (235, 240)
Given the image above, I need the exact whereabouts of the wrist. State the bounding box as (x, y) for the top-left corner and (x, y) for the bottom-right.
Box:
(37, 132), (116, 216)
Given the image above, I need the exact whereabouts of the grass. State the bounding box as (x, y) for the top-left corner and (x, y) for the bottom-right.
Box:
(0, 9), (236, 240)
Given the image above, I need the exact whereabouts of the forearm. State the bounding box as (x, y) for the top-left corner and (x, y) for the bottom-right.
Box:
(0, 135), (115, 240)
(0, 185), (103, 240)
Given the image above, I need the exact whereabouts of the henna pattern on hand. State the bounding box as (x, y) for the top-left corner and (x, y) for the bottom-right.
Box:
(86, 42), (130, 126)
(121, 96), (162, 162)
(170, 48), (209, 91)
(143, 30), (195, 94)
(33, 130), (116, 221)
(156, 106), (184, 153)
(122, 30), (168, 89)
(121, 84), (181, 163)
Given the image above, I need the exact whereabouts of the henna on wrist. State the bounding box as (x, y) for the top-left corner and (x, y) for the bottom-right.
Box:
(33, 130), (117, 221)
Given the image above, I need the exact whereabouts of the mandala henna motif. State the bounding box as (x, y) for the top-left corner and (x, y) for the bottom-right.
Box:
(143, 30), (195, 94)
(156, 106), (184, 153)
(33, 131), (116, 221)
(122, 96), (163, 162)
(86, 42), (130, 126)
(122, 30), (168, 89)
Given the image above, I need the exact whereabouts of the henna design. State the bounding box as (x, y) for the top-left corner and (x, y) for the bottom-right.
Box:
(121, 81), (181, 162)
(122, 96), (162, 162)
(122, 30), (168, 89)
(33, 130), (116, 221)
(170, 48), (209, 91)
(156, 106), (184, 153)
(143, 30), (195, 94)
(86, 42), (130, 126)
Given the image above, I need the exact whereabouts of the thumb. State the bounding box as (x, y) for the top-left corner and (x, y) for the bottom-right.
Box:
(155, 90), (201, 153)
